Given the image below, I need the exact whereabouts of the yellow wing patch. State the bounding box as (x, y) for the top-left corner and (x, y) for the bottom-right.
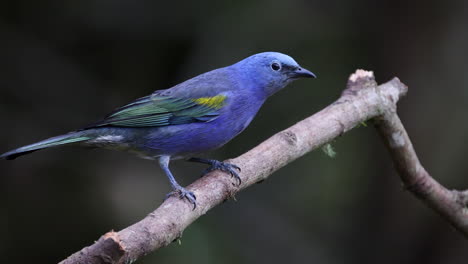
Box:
(192, 95), (227, 109)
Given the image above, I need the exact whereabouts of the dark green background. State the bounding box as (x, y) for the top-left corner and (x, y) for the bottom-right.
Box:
(2, 1), (468, 263)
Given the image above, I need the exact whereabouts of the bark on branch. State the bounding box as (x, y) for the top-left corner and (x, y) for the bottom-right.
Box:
(60, 70), (468, 264)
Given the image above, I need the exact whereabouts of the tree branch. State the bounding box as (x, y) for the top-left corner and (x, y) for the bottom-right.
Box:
(374, 101), (468, 236)
(59, 70), (468, 264)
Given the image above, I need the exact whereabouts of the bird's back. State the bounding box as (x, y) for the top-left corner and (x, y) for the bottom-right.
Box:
(154, 66), (239, 99)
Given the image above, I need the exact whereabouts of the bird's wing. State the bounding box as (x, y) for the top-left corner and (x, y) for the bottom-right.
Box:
(87, 94), (227, 128)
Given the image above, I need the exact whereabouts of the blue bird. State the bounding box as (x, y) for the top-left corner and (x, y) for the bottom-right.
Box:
(1, 52), (315, 208)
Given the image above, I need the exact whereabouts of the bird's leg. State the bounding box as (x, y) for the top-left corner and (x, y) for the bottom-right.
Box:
(188, 157), (242, 186)
(159, 155), (197, 209)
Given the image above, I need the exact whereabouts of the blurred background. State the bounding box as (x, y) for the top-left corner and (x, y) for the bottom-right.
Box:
(2, 0), (468, 263)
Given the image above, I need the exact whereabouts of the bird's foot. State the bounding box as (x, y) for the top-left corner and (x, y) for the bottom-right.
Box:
(203, 160), (242, 186)
(165, 186), (197, 210)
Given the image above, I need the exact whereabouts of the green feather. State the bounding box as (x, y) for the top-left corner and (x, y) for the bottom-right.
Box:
(89, 94), (226, 128)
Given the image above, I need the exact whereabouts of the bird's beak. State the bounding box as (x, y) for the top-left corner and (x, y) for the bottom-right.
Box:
(291, 67), (316, 79)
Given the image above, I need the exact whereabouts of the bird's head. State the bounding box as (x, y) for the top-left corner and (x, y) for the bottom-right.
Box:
(233, 52), (316, 98)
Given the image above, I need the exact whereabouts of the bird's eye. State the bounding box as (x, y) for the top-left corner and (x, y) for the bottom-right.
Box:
(270, 61), (281, 71)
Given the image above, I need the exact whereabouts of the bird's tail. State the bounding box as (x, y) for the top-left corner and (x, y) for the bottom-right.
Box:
(0, 131), (92, 160)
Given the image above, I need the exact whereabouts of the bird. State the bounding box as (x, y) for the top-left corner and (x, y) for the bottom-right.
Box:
(1, 52), (316, 208)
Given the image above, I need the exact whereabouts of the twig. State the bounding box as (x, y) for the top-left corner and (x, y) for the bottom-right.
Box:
(60, 69), (467, 264)
(374, 103), (468, 236)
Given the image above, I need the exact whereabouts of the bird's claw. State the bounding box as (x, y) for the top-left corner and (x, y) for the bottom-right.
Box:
(165, 187), (197, 210)
(203, 161), (242, 186)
